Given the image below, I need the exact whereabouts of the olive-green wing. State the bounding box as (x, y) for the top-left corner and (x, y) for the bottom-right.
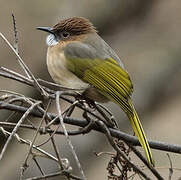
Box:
(64, 41), (133, 114)
(64, 41), (154, 165)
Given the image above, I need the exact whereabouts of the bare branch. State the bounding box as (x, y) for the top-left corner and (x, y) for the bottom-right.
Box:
(0, 100), (41, 161)
(0, 127), (58, 162)
(56, 91), (86, 180)
(25, 170), (83, 180)
(127, 143), (163, 179)
(167, 153), (173, 180)
(0, 23), (180, 179)
(32, 157), (46, 177)
(0, 68), (112, 123)
(12, 13), (19, 54)
(1, 101), (181, 156)
(22, 101), (49, 173)
(96, 120), (152, 180)
(0, 33), (48, 96)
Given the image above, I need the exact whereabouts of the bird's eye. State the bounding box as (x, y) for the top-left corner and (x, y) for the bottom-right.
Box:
(61, 31), (70, 38)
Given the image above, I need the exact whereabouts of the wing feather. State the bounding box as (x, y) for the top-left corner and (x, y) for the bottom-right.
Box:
(64, 40), (154, 165)
(84, 60), (133, 114)
(64, 41), (134, 113)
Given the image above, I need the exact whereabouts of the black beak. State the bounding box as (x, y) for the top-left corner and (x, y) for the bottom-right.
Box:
(36, 27), (54, 34)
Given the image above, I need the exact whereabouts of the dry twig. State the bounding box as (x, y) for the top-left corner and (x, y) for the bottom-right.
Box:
(0, 100), (41, 161)
(0, 19), (180, 180)
(56, 91), (86, 180)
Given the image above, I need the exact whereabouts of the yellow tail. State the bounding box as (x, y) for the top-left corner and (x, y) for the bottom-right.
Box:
(80, 58), (154, 165)
(127, 100), (154, 166)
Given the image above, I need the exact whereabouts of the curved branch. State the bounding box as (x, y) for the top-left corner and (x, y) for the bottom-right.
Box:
(1, 101), (181, 155)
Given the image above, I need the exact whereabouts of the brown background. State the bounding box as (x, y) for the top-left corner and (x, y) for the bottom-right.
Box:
(0, 0), (181, 179)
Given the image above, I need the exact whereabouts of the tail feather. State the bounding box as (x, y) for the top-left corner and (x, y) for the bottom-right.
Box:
(80, 60), (154, 165)
(127, 100), (154, 166)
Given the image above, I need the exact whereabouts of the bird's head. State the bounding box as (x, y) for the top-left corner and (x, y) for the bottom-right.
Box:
(37, 17), (97, 46)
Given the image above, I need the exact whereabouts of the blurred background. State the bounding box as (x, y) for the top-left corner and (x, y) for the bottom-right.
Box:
(0, 0), (181, 179)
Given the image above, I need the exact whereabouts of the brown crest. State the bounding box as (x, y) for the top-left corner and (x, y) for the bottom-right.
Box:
(52, 17), (97, 35)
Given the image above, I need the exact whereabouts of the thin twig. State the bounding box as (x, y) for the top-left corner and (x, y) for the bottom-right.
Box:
(167, 153), (173, 180)
(38, 100), (65, 169)
(0, 121), (91, 136)
(97, 120), (151, 180)
(36, 124), (60, 147)
(0, 33), (48, 96)
(1, 102), (181, 155)
(0, 100), (41, 161)
(0, 32), (30, 78)
(37, 78), (85, 91)
(0, 89), (26, 97)
(25, 170), (83, 180)
(94, 102), (117, 127)
(22, 101), (49, 173)
(0, 68), (112, 123)
(12, 13), (19, 54)
(0, 66), (30, 82)
(56, 91), (86, 180)
(95, 102), (115, 120)
(0, 127), (58, 162)
(127, 143), (164, 179)
(32, 157), (46, 178)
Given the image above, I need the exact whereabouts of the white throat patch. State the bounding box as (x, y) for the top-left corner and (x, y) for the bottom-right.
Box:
(46, 34), (58, 46)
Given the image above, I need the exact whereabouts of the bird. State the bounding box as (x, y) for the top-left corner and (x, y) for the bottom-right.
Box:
(37, 17), (154, 166)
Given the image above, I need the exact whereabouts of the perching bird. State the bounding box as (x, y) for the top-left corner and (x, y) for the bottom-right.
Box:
(37, 17), (154, 166)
